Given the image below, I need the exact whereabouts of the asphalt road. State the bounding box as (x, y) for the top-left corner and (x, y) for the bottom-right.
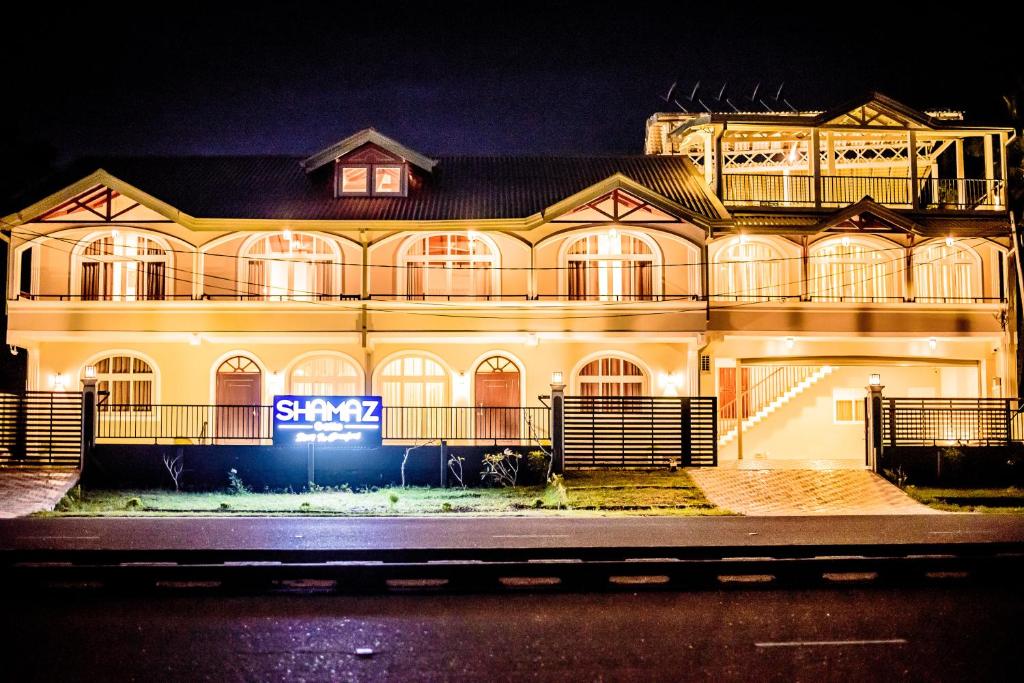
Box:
(2, 514), (1022, 552)
(5, 584), (1020, 681)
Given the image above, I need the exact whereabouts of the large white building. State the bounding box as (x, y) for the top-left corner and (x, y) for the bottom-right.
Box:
(2, 92), (1016, 465)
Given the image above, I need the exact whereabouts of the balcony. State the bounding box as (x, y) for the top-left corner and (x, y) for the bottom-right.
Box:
(722, 174), (1006, 211)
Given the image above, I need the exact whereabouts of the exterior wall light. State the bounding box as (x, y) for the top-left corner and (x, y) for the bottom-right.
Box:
(84, 365), (97, 379)
(869, 373), (881, 386)
(525, 333), (539, 347)
(189, 333), (201, 346)
(785, 337), (795, 350)
(551, 371), (564, 385)
(945, 236), (955, 247)
(841, 236), (851, 247)
(53, 373), (67, 391)
(928, 338), (937, 350)
(282, 228), (293, 241)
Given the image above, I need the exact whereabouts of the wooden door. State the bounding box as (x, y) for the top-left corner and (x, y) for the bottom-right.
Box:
(216, 370), (262, 440)
(475, 358), (520, 440)
(718, 367), (750, 420)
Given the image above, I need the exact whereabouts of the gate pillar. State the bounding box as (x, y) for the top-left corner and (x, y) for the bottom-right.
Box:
(550, 375), (565, 475)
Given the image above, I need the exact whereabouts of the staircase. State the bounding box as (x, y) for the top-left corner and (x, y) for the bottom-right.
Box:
(718, 365), (835, 447)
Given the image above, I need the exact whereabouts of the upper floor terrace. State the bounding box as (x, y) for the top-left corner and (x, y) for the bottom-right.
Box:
(645, 93), (1013, 212)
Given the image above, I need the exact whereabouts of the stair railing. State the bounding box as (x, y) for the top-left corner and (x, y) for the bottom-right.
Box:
(718, 365), (823, 439)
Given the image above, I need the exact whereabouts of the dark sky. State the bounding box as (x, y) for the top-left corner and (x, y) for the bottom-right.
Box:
(7, 1), (1020, 161)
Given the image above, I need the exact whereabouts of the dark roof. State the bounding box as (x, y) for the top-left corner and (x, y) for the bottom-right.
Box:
(10, 155), (724, 223)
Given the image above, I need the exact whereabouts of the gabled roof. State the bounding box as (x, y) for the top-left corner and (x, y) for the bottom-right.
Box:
(810, 197), (922, 235)
(817, 91), (935, 128)
(6, 154), (726, 224)
(300, 128), (438, 173)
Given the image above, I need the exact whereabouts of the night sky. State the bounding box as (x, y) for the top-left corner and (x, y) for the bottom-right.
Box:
(7, 1), (1020, 163)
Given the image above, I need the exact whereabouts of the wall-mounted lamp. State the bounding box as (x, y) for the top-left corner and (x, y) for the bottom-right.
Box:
(525, 333), (539, 348)
(282, 228), (293, 241)
(841, 236), (851, 247)
(551, 371), (564, 385)
(53, 373), (67, 391)
(869, 373), (881, 386)
(189, 333), (201, 346)
(784, 336), (795, 350)
(928, 337), (937, 351)
(945, 236), (955, 247)
(738, 233), (748, 245)
(84, 365), (97, 379)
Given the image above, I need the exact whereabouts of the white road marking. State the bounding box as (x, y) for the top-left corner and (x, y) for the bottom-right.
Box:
(492, 534), (571, 538)
(755, 638), (907, 648)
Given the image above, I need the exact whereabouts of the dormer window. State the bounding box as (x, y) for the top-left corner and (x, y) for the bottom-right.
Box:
(337, 162), (407, 197)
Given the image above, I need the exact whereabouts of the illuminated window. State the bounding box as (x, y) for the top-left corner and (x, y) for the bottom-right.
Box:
(374, 166), (404, 194)
(78, 232), (169, 301)
(913, 241), (980, 303)
(290, 354), (363, 396)
(340, 166), (369, 195)
(401, 233), (497, 299)
(809, 238), (901, 303)
(576, 356), (647, 397)
(379, 355), (448, 406)
(713, 237), (784, 301)
(565, 231), (658, 301)
(86, 354), (154, 412)
(833, 388), (865, 424)
(242, 233), (340, 300)
(338, 163), (407, 196)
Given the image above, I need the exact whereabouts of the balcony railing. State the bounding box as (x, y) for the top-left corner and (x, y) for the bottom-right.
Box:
(722, 174), (1005, 210)
(96, 404), (551, 445)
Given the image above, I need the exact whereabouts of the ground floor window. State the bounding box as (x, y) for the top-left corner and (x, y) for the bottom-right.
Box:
(87, 354), (155, 411)
(289, 354), (362, 395)
(378, 355), (448, 406)
(833, 388), (865, 424)
(576, 356), (647, 396)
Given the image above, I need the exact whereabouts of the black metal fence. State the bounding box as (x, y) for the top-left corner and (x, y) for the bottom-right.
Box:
(563, 396), (717, 468)
(0, 391), (83, 466)
(96, 404), (550, 446)
(880, 397), (1024, 447)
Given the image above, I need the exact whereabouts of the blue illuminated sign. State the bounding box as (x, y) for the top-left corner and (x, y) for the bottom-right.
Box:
(272, 395), (383, 448)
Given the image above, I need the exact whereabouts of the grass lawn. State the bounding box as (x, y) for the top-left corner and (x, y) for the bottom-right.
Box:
(904, 485), (1024, 514)
(41, 469), (729, 517)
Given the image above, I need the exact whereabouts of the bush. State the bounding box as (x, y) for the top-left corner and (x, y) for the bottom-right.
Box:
(227, 469), (250, 495)
(481, 448), (522, 487)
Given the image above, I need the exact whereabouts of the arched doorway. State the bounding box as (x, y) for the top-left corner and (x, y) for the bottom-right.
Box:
(215, 355), (262, 440)
(474, 356), (521, 440)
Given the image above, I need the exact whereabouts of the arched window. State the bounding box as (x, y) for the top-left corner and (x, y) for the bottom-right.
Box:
(400, 233), (497, 299)
(289, 354), (363, 395)
(378, 354), (448, 406)
(808, 238), (901, 303)
(914, 241), (981, 303)
(78, 232), (169, 301)
(575, 356), (647, 396)
(713, 237), (784, 301)
(242, 233), (340, 300)
(85, 354), (155, 412)
(565, 230), (658, 301)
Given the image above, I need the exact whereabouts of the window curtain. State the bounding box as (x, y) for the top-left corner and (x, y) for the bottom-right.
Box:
(81, 262), (99, 300)
(247, 260), (265, 299)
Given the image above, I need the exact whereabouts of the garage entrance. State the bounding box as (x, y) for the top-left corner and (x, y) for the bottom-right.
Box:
(718, 356), (982, 467)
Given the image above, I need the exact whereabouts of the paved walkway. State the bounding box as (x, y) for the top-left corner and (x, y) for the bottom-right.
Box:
(0, 468), (80, 518)
(688, 467), (939, 515)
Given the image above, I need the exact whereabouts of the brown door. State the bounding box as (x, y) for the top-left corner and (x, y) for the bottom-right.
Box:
(216, 366), (262, 440)
(475, 357), (520, 440)
(718, 367), (751, 421)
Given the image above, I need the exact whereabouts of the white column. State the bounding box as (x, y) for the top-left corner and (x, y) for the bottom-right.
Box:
(908, 130), (919, 209)
(955, 138), (966, 208)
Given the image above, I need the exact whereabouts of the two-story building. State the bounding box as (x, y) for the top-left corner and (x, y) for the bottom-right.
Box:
(2, 93), (1016, 464)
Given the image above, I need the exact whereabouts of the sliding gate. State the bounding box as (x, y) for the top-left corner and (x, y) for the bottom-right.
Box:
(0, 391), (84, 466)
(564, 396), (717, 468)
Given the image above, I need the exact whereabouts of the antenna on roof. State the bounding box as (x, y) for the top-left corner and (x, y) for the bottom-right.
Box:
(659, 80), (677, 103)
(748, 82), (761, 106)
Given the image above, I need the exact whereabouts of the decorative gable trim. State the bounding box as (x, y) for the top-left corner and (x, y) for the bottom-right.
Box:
(301, 128), (437, 173)
(810, 197), (923, 235)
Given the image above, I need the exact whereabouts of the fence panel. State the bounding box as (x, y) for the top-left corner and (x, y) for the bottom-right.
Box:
(563, 396), (716, 468)
(0, 391), (83, 466)
(880, 397), (1019, 447)
(380, 406), (550, 445)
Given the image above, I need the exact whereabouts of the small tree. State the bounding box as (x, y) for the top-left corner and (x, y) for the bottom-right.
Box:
(162, 452), (184, 492)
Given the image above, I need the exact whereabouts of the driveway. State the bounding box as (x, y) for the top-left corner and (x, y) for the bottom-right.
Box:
(688, 467), (938, 515)
(0, 468), (80, 518)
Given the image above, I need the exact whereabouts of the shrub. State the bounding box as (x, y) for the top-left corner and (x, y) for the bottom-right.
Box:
(482, 448), (522, 487)
(124, 497), (143, 510)
(227, 468), (249, 495)
(441, 502), (453, 513)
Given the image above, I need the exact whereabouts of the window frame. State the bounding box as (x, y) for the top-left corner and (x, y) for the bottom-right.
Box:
(397, 232), (501, 299)
(83, 352), (157, 414)
(336, 162), (408, 197)
(912, 240), (982, 303)
(559, 229), (664, 302)
(288, 352), (365, 396)
(712, 236), (787, 301)
(239, 232), (343, 301)
(808, 236), (903, 303)
(73, 230), (173, 302)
